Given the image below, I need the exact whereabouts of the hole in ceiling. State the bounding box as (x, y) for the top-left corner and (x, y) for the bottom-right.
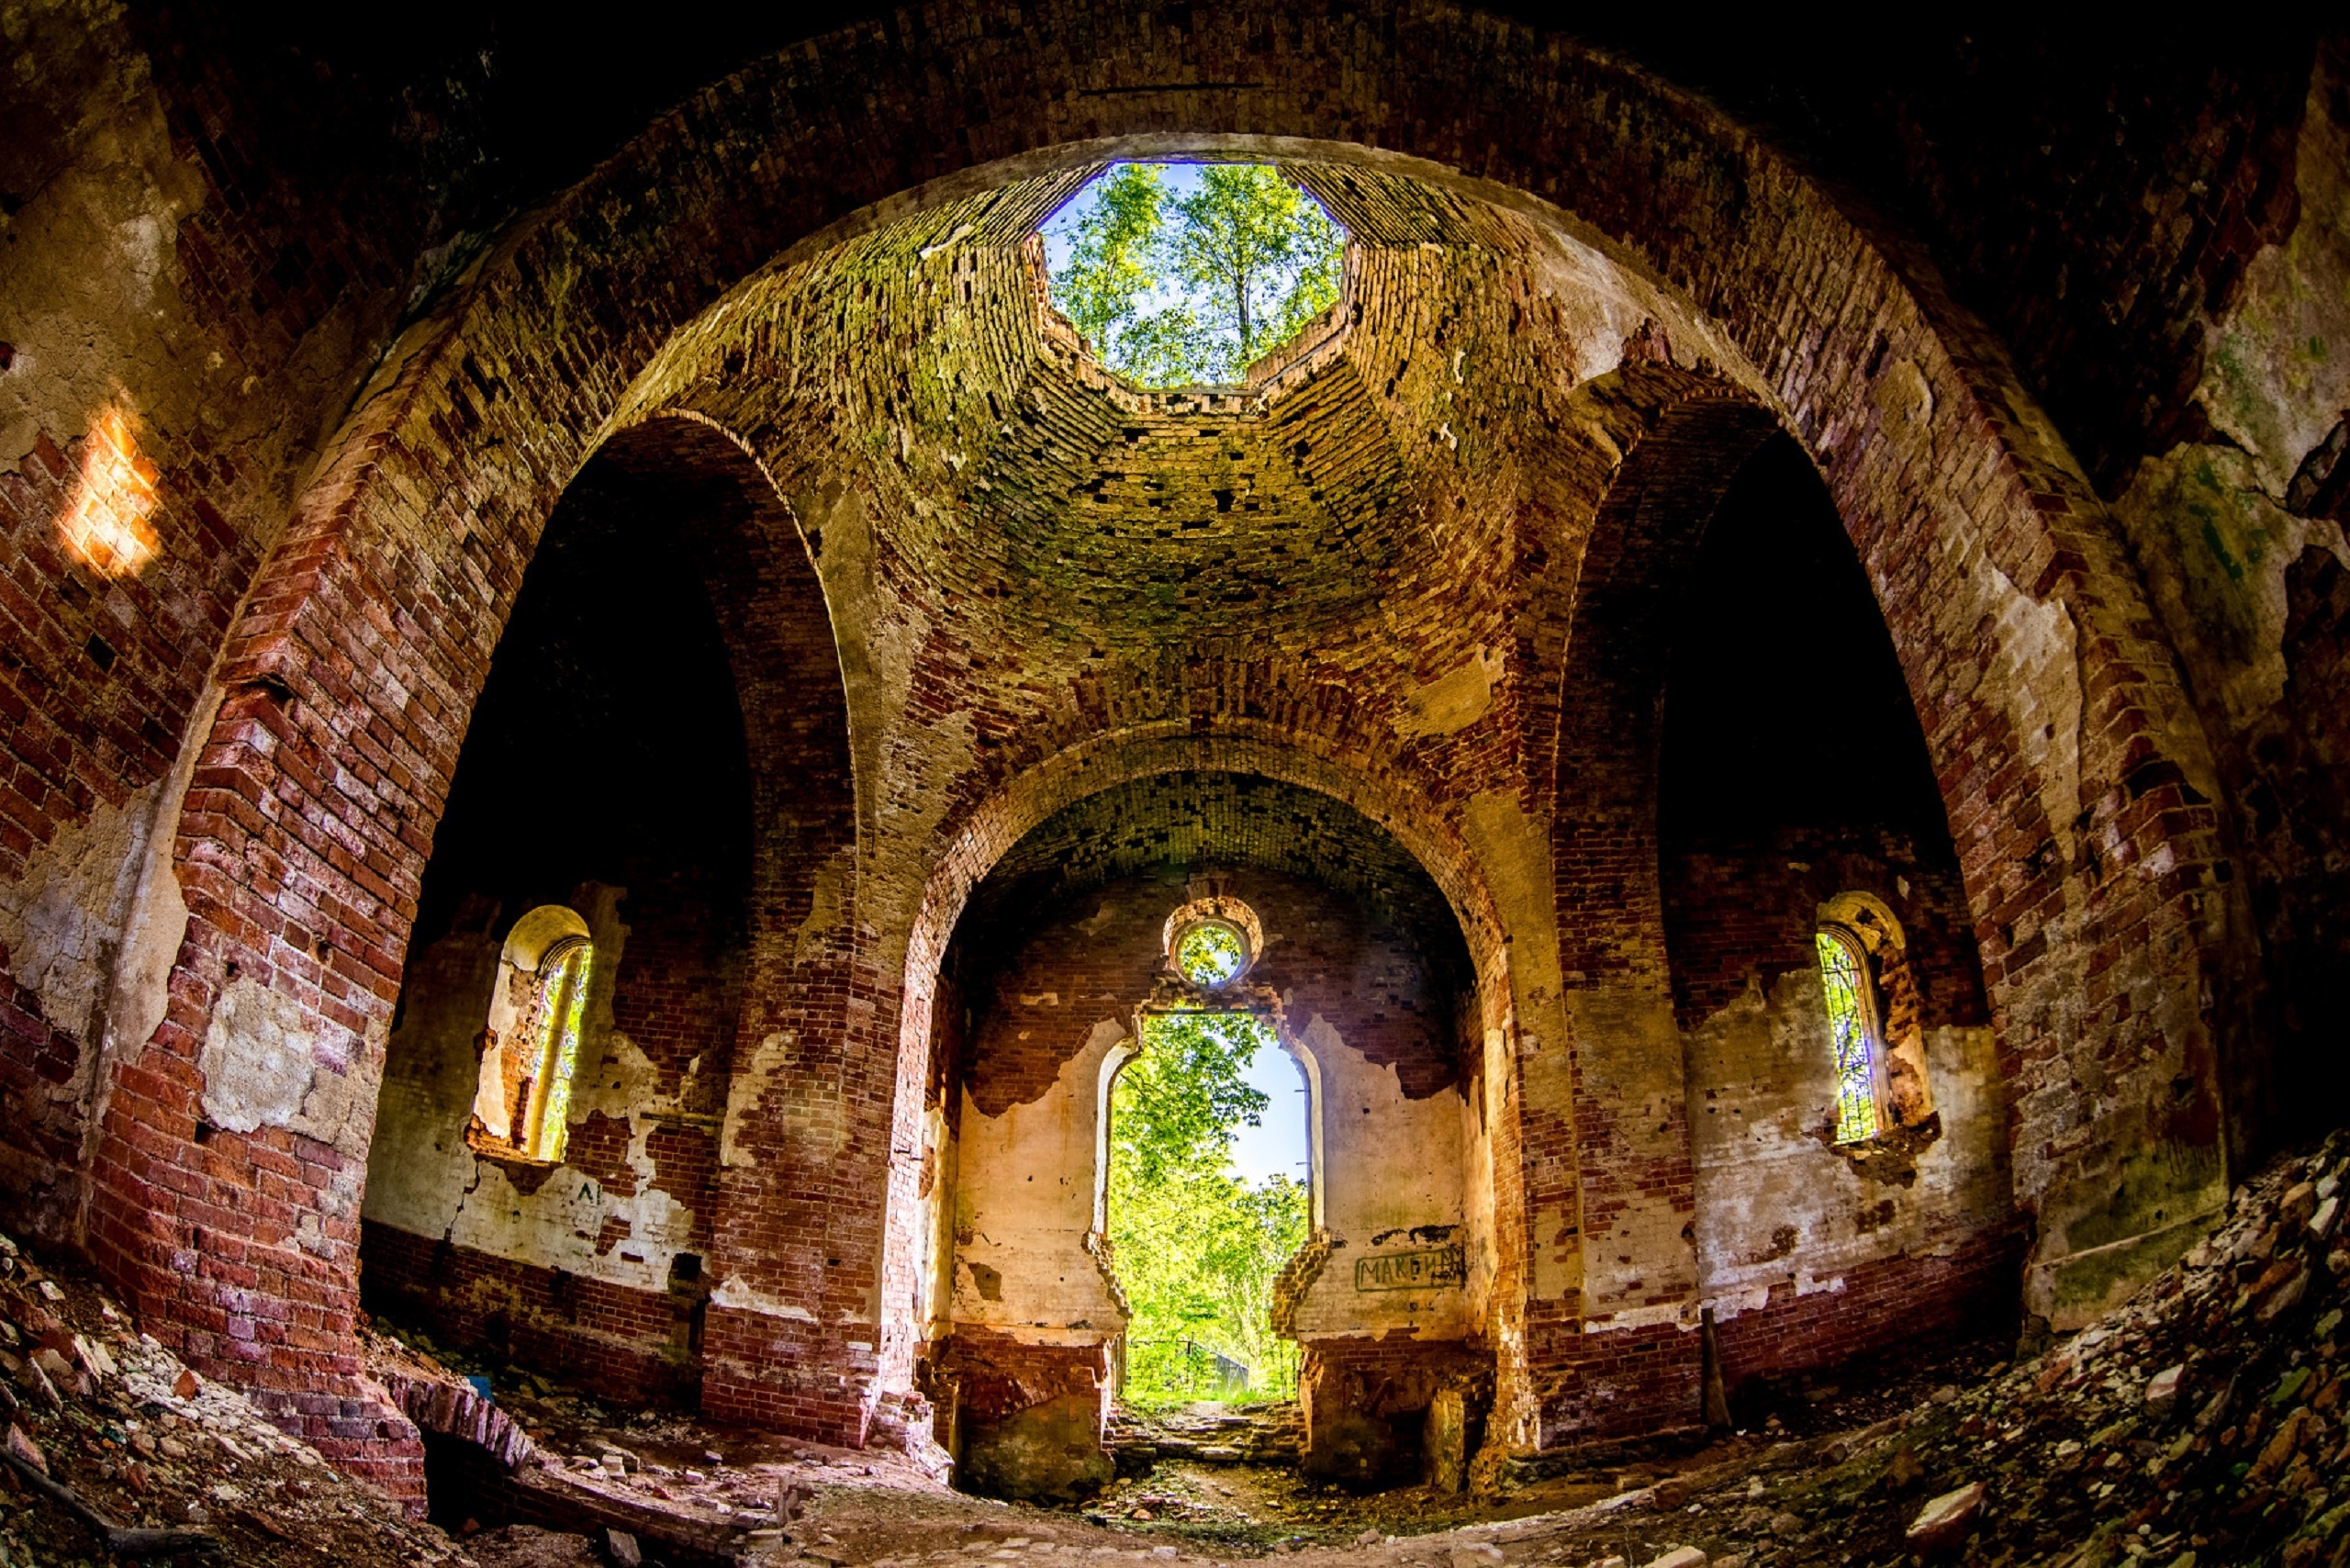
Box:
(1039, 162), (1347, 389)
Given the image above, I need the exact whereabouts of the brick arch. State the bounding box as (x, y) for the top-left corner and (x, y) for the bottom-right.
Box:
(587, 413), (882, 1435)
(878, 728), (1510, 1380)
(1550, 395), (1789, 991)
(591, 412), (856, 895)
(895, 723), (1512, 1075)
(88, 0), (2232, 1462)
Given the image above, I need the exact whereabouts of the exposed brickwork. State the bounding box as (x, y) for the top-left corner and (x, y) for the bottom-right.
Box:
(957, 782), (1472, 1114)
(1299, 1334), (1492, 1483)
(0, 2), (500, 1276)
(937, 793), (1480, 1464)
(936, 1328), (1113, 1427)
(1663, 840), (1983, 1036)
(1534, 1320), (1706, 1451)
(2, 1), (2315, 1491)
(361, 1221), (701, 1408)
(1710, 1226), (2027, 1401)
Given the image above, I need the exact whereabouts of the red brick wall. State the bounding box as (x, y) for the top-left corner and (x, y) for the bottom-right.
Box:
(958, 859), (1467, 1119)
(1533, 1318), (1706, 1450)
(9, 5), (2279, 1487)
(1710, 1227), (2025, 1399)
(353, 431), (752, 1363)
(1663, 837), (1985, 1035)
(361, 1221), (701, 1408)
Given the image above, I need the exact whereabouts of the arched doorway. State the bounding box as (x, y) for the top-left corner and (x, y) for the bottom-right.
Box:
(921, 771), (1486, 1499)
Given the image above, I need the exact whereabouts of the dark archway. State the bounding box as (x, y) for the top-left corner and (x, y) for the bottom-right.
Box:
(356, 415), (858, 1429)
(1656, 435), (2016, 1406)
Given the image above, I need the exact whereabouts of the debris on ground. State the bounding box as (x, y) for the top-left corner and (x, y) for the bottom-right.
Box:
(7, 1132), (2350, 1565)
(0, 1231), (453, 1566)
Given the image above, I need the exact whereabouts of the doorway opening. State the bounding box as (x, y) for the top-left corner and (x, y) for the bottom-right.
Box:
(1106, 1010), (1309, 1407)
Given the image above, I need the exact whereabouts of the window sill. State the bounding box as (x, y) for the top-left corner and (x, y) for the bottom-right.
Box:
(465, 1128), (560, 1170)
(1826, 1112), (1944, 1174)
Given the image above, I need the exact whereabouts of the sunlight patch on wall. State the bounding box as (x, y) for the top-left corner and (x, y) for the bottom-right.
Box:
(59, 406), (160, 577)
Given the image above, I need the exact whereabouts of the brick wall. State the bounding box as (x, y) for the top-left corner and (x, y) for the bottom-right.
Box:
(361, 1221), (701, 1407)
(1709, 1226), (2025, 1403)
(3, 2), (2308, 1486)
(1299, 1334), (1492, 1484)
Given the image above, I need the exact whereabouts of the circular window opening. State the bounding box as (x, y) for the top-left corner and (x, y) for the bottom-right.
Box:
(1174, 919), (1248, 987)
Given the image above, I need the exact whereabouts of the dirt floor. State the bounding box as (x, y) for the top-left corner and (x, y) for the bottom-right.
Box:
(6, 1133), (2350, 1564)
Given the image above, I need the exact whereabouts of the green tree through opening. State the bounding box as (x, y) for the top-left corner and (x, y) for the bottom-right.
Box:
(1044, 163), (1345, 387)
(1107, 1012), (1309, 1405)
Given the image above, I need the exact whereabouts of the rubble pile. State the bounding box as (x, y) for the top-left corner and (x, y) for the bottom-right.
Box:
(1571, 1129), (2350, 1566)
(253, 1120), (2350, 1565)
(0, 1231), (453, 1566)
(364, 1321), (958, 1564)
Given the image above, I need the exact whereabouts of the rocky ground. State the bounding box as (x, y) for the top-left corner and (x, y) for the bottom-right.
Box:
(0, 1232), (454, 1567)
(6, 1132), (2349, 1565)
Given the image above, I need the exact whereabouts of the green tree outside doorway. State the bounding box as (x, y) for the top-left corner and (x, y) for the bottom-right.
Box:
(1106, 1011), (1309, 1405)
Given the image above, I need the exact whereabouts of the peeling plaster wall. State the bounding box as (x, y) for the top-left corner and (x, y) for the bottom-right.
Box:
(353, 456), (758, 1406)
(934, 840), (1481, 1487)
(360, 887), (723, 1402)
(1289, 1012), (1472, 1340)
(950, 1017), (1130, 1336)
(364, 890), (706, 1292)
(1678, 883), (2011, 1348)
(2109, 42), (2350, 1163)
(1658, 434), (2019, 1373)
(0, 4), (487, 1259)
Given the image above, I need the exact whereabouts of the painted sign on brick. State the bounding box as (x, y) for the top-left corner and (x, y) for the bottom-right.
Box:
(1353, 1245), (1463, 1292)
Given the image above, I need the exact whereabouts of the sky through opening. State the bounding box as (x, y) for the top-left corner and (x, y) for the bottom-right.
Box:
(1042, 162), (1345, 387)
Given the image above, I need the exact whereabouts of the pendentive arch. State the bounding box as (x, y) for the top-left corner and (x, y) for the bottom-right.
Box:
(93, 0), (2232, 1441)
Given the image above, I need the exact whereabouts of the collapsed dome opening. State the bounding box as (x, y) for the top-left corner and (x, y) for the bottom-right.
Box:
(1040, 161), (1348, 388)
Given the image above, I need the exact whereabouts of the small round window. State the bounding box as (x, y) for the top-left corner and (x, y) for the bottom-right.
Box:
(1174, 920), (1248, 986)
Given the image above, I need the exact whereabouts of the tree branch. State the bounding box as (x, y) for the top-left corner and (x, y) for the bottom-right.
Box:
(0, 1447), (222, 1558)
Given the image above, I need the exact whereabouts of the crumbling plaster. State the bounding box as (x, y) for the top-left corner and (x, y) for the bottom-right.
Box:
(4, 3), (2310, 1485)
(362, 887), (708, 1301)
(1687, 967), (2007, 1322)
(1286, 1014), (1474, 1342)
(2078, 46), (2350, 1275)
(950, 1017), (1131, 1337)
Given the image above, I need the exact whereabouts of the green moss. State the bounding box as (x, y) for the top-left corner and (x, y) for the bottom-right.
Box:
(2201, 520), (2247, 583)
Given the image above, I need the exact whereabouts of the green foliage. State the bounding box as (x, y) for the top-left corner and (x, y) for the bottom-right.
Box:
(1111, 1012), (1267, 1187)
(1174, 921), (1246, 985)
(1107, 1013), (1308, 1405)
(1052, 163), (1169, 361)
(1048, 162), (1345, 387)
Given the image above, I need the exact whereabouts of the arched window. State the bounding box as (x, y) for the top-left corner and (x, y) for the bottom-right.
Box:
(471, 906), (594, 1163)
(1815, 926), (1886, 1144)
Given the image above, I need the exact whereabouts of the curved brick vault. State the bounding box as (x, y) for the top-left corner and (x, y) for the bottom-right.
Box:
(6, 0), (2276, 1501)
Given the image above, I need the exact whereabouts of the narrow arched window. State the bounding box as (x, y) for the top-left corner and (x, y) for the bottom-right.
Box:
(516, 935), (592, 1161)
(1815, 927), (1886, 1144)
(472, 905), (593, 1164)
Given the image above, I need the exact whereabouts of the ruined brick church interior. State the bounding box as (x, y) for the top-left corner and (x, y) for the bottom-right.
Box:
(3, 6), (2348, 1565)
